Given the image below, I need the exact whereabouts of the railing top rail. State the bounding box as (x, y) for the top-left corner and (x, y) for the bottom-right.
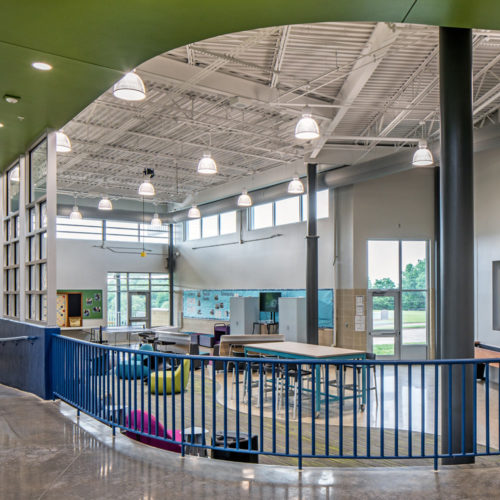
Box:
(53, 335), (500, 365)
(0, 336), (38, 342)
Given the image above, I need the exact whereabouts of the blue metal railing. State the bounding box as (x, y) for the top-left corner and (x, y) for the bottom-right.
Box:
(51, 335), (500, 469)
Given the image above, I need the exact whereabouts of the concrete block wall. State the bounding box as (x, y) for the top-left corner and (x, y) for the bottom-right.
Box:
(0, 319), (59, 399)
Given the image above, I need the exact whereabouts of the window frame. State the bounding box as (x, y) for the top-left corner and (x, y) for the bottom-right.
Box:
(184, 210), (237, 241)
(249, 189), (330, 231)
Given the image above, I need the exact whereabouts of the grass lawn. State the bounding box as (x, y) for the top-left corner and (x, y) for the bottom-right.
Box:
(373, 344), (395, 356)
(402, 310), (426, 322)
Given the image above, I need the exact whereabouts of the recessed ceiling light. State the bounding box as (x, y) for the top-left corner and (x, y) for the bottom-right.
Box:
(32, 62), (52, 71)
(4, 95), (20, 104)
(0, 123), (4, 128)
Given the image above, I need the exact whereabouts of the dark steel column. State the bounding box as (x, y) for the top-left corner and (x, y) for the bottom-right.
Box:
(306, 163), (319, 345)
(439, 27), (474, 465)
(168, 224), (175, 326)
(434, 166), (441, 359)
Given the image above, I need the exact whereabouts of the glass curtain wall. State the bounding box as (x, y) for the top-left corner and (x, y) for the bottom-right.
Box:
(3, 163), (21, 318)
(107, 272), (170, 327)
(25, 140), (48, 322)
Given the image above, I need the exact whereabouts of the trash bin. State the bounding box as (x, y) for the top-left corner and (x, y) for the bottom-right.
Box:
(476, 363), (486, 380)
(212, 431), (258, 463)
(183, 427), (209, 457)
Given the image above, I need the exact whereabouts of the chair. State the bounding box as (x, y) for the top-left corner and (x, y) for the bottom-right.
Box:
(116, 348), (151, 380)
(149, 358), (191, 394)
(124, 410), (182, 453)
(211, 344), (225, 377)
(229, 345), (246, 399)
(189, 342), (209, 370)
(276, 363), (313, 419)
(340, 353), (378, 406)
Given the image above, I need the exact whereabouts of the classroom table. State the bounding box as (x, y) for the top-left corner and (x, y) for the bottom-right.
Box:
(88, 325), (155, 345)
(243, 341), (367, 414)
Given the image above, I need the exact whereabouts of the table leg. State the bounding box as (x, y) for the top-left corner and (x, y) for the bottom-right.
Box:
(315, 365), (321, 417)
(361, 361), (367, 410)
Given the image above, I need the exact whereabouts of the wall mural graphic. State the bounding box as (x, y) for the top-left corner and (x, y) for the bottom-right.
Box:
(183, 289), (334, 328)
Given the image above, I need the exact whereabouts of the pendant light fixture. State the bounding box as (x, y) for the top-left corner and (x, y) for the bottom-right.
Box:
(197, 153), (218, 175)
(412, 140), (434, 167)
(295, 107), (320, 140)
(69, 198), (82, 220)
(113, 70), (146, 101)
(138, 168), (155, 196)
(197, 133), (218, 174)
(237, 190), (252, 207)
(98, 196), (113, 211)
(151, 213), (162, 228)
(412, 121), (434, 167)
(56, 130), (72, 153)
(288, 176), (304, 194)
(188, 205), (201, 219)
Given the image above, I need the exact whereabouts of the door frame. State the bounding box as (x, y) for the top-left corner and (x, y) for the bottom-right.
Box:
(367, 290), (401, 359)
(127, 291), (151, 328)
(366, 239), (430, 360)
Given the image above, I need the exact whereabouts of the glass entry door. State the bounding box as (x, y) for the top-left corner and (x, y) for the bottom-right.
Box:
(128, 291), (151, 328)
(367, 239), (429, 360)
(368, 291), (400, 359)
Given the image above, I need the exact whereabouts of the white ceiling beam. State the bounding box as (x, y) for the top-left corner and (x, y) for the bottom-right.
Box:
(186, 45), (195, 65)
(139, 56), (333, 120)
(310, 23), (398, 158)
(70, 120), (291, 165)
(270, 26), (291, 88)
(474, 81), (500, 116)
(325, 135), (420, 143)
(69, 138), (250, 174)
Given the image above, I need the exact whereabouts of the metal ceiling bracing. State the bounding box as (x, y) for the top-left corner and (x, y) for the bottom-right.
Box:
(56, 22), (500, 208)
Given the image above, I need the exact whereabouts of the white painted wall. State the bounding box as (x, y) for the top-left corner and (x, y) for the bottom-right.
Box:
(475, 147), (500, 346)
(175, 202), (335, 291)
(176, 169), (436, 294)
(352, 168), (436, 288)
(56, 239), (167, 327)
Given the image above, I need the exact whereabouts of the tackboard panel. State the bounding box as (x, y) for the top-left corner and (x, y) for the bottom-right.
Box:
(67, 293), (82, 317)
(183, 288), (334, 328)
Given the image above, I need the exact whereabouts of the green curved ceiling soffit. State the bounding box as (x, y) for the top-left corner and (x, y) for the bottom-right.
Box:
(1, 0), (500, 171)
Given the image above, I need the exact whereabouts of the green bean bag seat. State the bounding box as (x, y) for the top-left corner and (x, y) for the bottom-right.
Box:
(150, 359), (190, 394)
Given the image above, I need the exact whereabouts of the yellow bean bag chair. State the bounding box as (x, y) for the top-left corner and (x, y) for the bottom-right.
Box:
(150, 359), (190, 394)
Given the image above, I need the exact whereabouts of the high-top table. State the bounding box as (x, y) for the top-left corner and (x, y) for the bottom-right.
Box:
(243, 341), (367, 414)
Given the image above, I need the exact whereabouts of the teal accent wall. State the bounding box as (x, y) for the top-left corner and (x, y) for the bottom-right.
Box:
(183, 288), (333, 328)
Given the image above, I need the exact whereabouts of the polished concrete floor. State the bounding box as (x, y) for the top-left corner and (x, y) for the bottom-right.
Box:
(2, 384), (500, 499)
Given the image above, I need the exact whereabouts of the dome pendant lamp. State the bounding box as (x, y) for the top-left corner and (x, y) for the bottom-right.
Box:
(237, 190), (252, 207)
(188, 205), (201, 219)
(113, 71), (146, 101)
(151, 213), (162, 228)
(197, 153), (218, 175)
(138, 168), (155, 196)
(69, 197), (82, 220)
(197, 133), (218, 174)
(412, 121), (434, 167)
(98, 197), (113, 211)
(56, 130), (72, 153)
(288, 176), (304, 194)
(412, 140), (434, 167)
(295, 107), (320, 140)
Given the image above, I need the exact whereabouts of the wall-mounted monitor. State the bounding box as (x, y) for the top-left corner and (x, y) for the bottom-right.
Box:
(259, 292), (281, 313)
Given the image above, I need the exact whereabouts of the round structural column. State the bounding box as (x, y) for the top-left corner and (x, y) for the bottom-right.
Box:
(306, 163), (319, 345)
(439, 26), (474, 465)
